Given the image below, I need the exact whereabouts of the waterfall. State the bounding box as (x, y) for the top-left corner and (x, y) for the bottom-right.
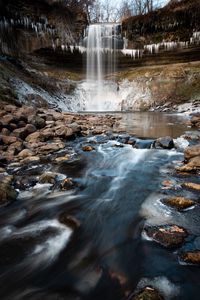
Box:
(83, 23), (120, 111)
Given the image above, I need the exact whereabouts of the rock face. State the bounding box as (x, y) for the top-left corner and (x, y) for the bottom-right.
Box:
(0, 0), (87, 58)
(131, 286), (164, 300)
(144, 225), (188, 248)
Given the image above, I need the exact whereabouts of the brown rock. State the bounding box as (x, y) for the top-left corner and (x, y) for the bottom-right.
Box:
(29, 115), (46, 129)
(0, 167), (6, 173)
(39, 172), (58, 184)
(4, 104), (17, 113)
(131, 286), (164, 300)
(182, 182), (200, 191)
(176, 156), (200, 172)
(55, 155), (70, 163)
(184, 144), (200, 161)
(179, 250), (200, 265)
(12, 127), (29, 140)
(37, 142), (65, 154)
(26, 132), (42, 143)
(0, 175), (17, 205)
(20, 156), (40, 164)
(1, 135), (17, 145)
(162, 196), (195, 210)
(60, 178), (75, 190)
(55, 126), (74, 138)
(1, 128), (10, 136)
(2, 114), (15, 125)
(144, 224), (188, 248)
(18, 149), (34, 159)
(25, 124), (37, 134)
(41, 128), (55, 139)
(82, 145), (94, 151)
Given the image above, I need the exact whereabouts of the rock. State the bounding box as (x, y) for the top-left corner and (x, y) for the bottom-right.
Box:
(179, 250), (200, 265)
(2, 114), (16, 125)
(184, 144), (200, 161)
(162, 196), (195, 210)
(131, 286), (164, 300)
(1, 135), (18, 145)
(60, 178), (75, 190)
(25, 132), (42, 143)
(82, 145), (94, 151)
(39, 172), (58, 184)
(55, 155), (70, 163)
(20, 156), (40, 164)
(41, 128), (55, 139)
(190, 114), (200, 128)
(4, 104), (16, 113)
(1, 128), (10, 136)
(30, 116), (46, 129)
(25, 124), (37, 135)
(18, 149), (34, 159)
(37, 142), (65, 154)
(144, 224), (188, 248)
(154, 136), (174, 149)
(7, 141), (24, 155)
(0, 168), (6, 173)
(55, 126), (74, 138)
(176, 156), (200, 172)
(0, 175), (17, 205)
(59, 212), (80, 230)
(12, 127), (29, 140)
(182, 182), (200, 191)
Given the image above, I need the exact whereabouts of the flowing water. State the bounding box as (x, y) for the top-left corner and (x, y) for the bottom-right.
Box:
(0, 112), (200, 300)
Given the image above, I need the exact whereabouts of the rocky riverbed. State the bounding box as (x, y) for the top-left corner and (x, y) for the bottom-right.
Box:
(0, 103), (200, 299)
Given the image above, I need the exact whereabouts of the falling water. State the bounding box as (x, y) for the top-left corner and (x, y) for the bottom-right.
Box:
(84, 23), (120, 111)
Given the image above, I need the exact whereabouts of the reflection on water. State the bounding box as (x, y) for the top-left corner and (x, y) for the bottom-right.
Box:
(113, 112), (190, 138)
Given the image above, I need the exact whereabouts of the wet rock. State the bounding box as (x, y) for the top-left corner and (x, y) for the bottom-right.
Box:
(20, 156), (40, 164)
(82, 145), (94, 151)
(37, 142), (65, 154)
(59, 213), (80, 230)
(154, 136), (174, 149)
(131, 286), (164, 300)
(182, 182), (200, 191)
(184, 144), (200, 161)
(60, 178), (76, 190)
(18, 149), (34, 159)
(39, 172), (58, 184)
(190, 114), (200, 128)
(144, 224), (188, 248)
(162, 196), (195, 210)
(179, 250), (200, 265)
(0, 175), (17, 205)
(55, 155), (70, 163)
(176, 156), (200, 172)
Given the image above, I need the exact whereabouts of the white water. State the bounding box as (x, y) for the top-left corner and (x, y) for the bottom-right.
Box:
(85, 24), (118, 111)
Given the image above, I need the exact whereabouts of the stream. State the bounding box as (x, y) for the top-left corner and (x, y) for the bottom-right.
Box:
(0, 112), (200, 299)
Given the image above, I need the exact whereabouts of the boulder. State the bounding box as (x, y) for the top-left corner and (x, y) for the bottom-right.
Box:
(190, 114), (200, 128)
(0, 175), (17, 205)
(82, 145), (94, 151)
(55, 155), (70, 163)
(39, 172), (58, 184)
(60, 178), (75, 190)
(1, 128), (10, 136)
(25, 132), (42, 143)
(179, 250), (200, 265)
(162, 196), (195, 210)
(131, 286), (164, 300)
(41, 128), (55, 139)
(184, 144), (200, 161)
(18, 149), (34, 159)
(37, 142), (65, 154)
(12, 127), (29, 140)
(30, 116), (46, 129)
(20, 156), (40, 164)
(154, 136), (174, 149)
(1, 135), (18, 145)
(55, 126), (74, 138)
(144, 224), (188, 248)
(182, 182), (200, 191)
(176, 156), (200, 172)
